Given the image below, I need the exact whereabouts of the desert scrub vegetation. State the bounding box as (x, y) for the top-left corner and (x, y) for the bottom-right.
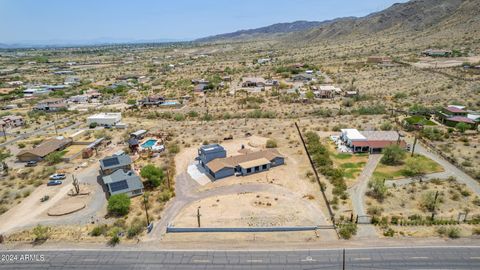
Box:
(338, 222), (357, 239)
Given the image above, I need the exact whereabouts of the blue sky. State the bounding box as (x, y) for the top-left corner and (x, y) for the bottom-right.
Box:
(0, 0), (408, 43)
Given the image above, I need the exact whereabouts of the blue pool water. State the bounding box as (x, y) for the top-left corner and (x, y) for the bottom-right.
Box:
(141, 139), (157, 148)
(161, 101), (179, 106)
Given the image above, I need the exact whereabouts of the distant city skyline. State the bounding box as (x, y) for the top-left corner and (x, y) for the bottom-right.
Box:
(0, 0), (408, 44)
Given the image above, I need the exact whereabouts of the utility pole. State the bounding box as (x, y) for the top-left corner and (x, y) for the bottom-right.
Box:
(53, 112), (58, 135)
(411, 136), (418, 157)
(197, 207), (201, 228)
(204, 93), (208, 116)
(143, 193), (150, 225)
(431, 190), (439, 220)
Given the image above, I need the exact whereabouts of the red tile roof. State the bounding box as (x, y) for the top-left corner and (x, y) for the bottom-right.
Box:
(446, 116), (475, 124)
(445, 106), (466, 113)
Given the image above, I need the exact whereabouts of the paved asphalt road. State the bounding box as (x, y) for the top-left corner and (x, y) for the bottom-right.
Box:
(0, 247), (479, 269)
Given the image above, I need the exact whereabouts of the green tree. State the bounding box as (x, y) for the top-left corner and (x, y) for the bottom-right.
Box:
(45, 151), (65, 165)
(107, 194), (131, 216)
(381, 144), (405, 165)
(140, 165), (164, 188)
(126, 99), (137, 105)
(455, 122), (470, 133)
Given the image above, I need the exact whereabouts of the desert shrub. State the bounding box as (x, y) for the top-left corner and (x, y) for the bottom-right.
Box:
(367, 205), (384, 216)
(167, 143), (180, 154)
(108, 235), (120, 246)
(173, 113), (185, 121)
(107, 194), (131, 216)
(338, 222), (357, 239)
(32, 224), (50, 242)
(403, 158), (427, 177)
(380, 121), (392, 131)
(421, 127), (443, 141)
(383, 227), (395, 237)
(421, 191), (441, 212)
(127, 218), (147, 238)
(356, 105), (386, 115)
(367, 178), (387, 201)
(158, 190), (173, 202)
(90, 225), (108, 236)
(266, 139), (277, 148)
(447, 227), (461, 238)
(187, 111), (198, 118)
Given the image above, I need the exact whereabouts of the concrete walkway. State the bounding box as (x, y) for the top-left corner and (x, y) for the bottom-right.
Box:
(349, 154), (382, 217)
(348, 154), (382, 239)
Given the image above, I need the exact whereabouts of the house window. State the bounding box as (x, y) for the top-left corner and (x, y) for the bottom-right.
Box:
(246, 168), (251, 173)
(262, 164), (267, 170)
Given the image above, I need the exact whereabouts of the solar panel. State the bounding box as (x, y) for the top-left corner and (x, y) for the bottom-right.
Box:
(110, 180), (129, 192)
(103, 157), (120, 167)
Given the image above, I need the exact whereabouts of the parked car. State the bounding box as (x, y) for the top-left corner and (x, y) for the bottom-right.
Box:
(25, 161), (37, 167)
(49, 173), (66, 180)
(47, 180), (62, 186)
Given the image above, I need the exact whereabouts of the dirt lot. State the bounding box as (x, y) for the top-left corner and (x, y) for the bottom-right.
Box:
(173, 192), (324, 228)
(411, 56), (480, 68)
(366, 178), (480, 219)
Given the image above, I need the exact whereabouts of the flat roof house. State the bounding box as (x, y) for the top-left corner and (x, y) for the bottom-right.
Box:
(102, 169), (144, 198)
(16, 136), (72, 162)
(314, 85), (341, 99)
(340, 129), (405, 154)
(99, 154), (133, 176)
(139, 95), (164, 106)
(422, 49), (452, 57)
(34, 98), (67, 112)
(87, 112), (122, 127)
(242, 77), (266, 88)
(0, 115), (24, 128)
(292, 73), (314, 82)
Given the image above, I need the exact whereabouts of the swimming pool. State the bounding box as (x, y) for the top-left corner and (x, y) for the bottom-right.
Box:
(141, 139), (157, 148)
